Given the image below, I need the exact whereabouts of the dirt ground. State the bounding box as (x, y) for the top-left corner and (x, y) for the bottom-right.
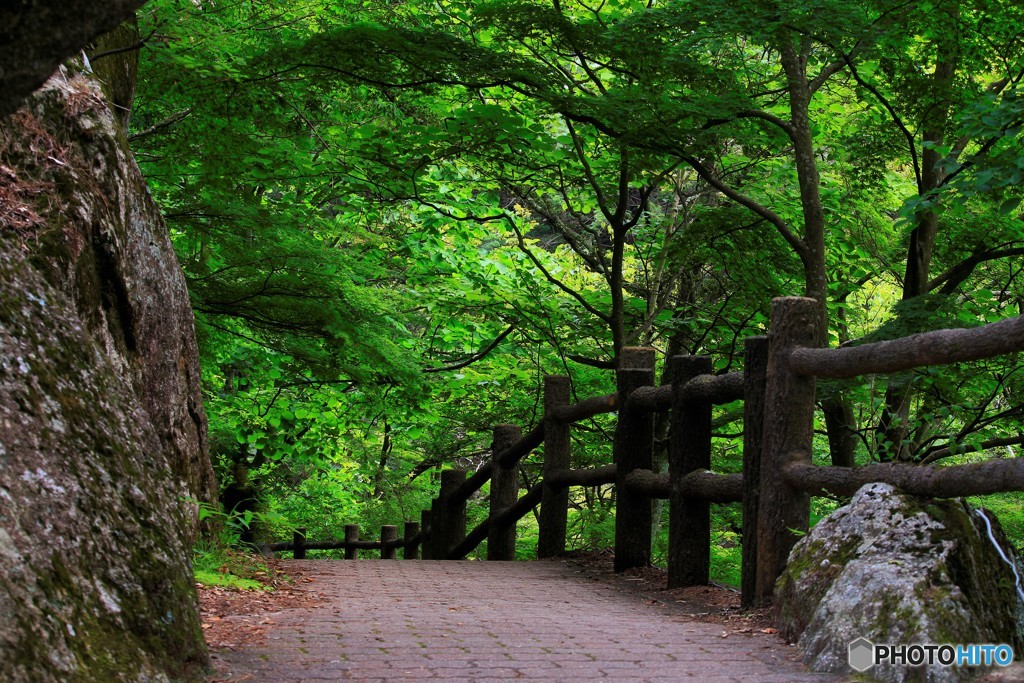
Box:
(561, 550), (780, 633)
(198, 559), (327, 656)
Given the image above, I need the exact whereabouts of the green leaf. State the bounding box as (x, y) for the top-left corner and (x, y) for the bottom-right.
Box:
(998, 197), (1022, 215)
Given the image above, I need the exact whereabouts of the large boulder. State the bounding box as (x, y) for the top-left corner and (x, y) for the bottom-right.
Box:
(776, 483), (1023, 682)
(0, 60), (214, 681)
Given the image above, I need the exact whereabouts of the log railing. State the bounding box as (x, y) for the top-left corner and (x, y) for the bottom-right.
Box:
(269, 297), (1024, 612)
(410, 338), (766, 604)
(266, 522), (422, 560)
(754, 297), (1024, 604)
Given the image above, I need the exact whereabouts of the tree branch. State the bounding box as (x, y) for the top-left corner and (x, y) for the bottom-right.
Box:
(423, 324), (517, 373)
(128, 108), (193, 141)
(929, 246), (1024, 294)
(675, 152), (808, 258)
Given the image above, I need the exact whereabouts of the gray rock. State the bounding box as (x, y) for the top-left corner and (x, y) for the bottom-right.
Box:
(776, 483), (1023, 683)
(0, 1), (147, 120)
(0, 62), (214, 681)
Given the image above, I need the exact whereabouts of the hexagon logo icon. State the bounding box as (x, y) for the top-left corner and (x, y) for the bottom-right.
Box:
(849, 637), (875, 672)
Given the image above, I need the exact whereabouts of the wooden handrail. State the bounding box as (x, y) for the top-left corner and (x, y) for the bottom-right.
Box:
(266, 299), (1024, 624)
(626, 384), (672, 411)
(623, 468), (743, 502)
(627, 372), (745, 412)
(789, 313), (1024, 379)
(552, 392), (619, 423)
(546, 464), (617, 489)
(785, 458), (1024, 498)
(267, 534), (419, 553)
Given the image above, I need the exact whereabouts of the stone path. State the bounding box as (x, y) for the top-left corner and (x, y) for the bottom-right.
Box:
(210, 560), (843, 682)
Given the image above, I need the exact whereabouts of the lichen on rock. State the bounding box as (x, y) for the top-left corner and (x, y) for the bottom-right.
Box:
(0, 62), (214, 681)
(776, 482), (1024, 683)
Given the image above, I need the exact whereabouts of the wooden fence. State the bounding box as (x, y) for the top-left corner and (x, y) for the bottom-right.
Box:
(271, 296), (1024, 607)
(267, 521), (422, 560)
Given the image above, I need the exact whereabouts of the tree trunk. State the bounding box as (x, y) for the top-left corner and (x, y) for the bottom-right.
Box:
(372, 420), (392, 499)
(779, 34), (857, 467)
(880, 23), (960, 461)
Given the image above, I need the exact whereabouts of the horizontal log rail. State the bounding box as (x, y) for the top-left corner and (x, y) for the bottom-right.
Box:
(627, 372), (745, 412)
(785, 458), (1024, 498)
(789, 312), (1024, 379)
(623, 469), (744, 503)
(627, 384), (673, 411)
(546, 464), (617, 489)
(268, 534), (419, 553)
(552, 392), (619, 423)
(680, 372), (745, 405)
(623, 468), (670, 498)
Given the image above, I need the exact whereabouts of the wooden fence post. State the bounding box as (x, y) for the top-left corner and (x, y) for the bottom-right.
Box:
(429, 498), (443, 559)
(440, 468), (467, 559)
(345, 524), (360, 560)
(538, 376), (571, 558)
(421, 508), (433, 560)
(489, 424), (521, 561)
(404, 521), (420, 560)
(381, 525), (398, 559)
(293, 527), (306, 560)
(668, 355), (712, 588)
(755, 298), (817, 604)
(614, 347), (656, 572)
(741, 336), (768, 607)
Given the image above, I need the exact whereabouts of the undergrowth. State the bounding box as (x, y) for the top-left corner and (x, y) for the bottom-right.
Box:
(190, 499), (281, 590)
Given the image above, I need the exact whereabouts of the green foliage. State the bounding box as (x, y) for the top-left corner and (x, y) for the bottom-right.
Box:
(134, 0), (1024, 573)
(191, 500), (277, 589)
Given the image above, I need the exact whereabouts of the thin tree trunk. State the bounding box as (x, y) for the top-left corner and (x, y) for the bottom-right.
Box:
(372, 420), (392, 499)
(780, 34), (857, 467)
(880, 22), (959, 461)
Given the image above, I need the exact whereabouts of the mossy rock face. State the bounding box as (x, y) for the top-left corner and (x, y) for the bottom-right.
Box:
(0, 64), (214, 681)
(776, 483), (1023, 683)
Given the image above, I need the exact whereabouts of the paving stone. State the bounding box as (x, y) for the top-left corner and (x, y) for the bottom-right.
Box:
(210, 560), (842, 682)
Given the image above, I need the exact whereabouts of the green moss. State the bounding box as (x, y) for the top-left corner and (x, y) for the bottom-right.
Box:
(193, 568), (264, 590)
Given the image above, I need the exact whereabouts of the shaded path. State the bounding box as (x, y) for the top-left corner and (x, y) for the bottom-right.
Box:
(210, 560), (841, 682)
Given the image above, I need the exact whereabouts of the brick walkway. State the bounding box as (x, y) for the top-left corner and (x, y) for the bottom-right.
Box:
(210, 560), (842, 682)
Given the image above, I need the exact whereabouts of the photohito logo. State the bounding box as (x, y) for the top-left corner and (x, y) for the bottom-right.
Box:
(848, 638), (1014, 672)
